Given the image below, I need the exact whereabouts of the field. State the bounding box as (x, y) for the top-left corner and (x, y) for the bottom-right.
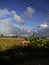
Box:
(0, 36), (49, 65)
(0, 37), (26, 51)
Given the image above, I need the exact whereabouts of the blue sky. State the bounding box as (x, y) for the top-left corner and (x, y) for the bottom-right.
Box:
(0, 0), (49, 37)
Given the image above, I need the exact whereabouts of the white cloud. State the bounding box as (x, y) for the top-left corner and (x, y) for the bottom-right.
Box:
(0, 8), (25, 36)
(19, 26), (33, 37)
(0, 18), (21, 36)
(11, 10), (25, 24)
(13, 13), (25, 24)
(0, 9), (25, 25)
(0, 9), (11, 18)
(35, 23), (49, 37)
(0, 19), (12, 34)
(23, 7), (35, 19)
(40, 23), (48, 28)
(0, 8), (34, 37)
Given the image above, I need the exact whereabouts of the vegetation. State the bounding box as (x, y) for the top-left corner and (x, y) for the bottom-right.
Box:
(0, 34), (49, 65)
(0, 34), (49, 52)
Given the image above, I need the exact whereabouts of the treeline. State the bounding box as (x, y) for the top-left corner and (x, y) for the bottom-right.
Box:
(0, 34), (19, 38)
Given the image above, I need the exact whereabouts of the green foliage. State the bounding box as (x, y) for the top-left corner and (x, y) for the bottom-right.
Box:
(29, 43), (38, 48)
(0, 36), (49, 52)
(42, 38), (47, 46)
(28, 34), (47, 48)
(28, 33), (35, 43)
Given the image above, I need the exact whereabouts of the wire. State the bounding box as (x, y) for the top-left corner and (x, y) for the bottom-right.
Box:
(16, 0), (49, 17)
(30, 0), (49, 13)
(30, 0), (49, 17)
(22, 0), (49, 15)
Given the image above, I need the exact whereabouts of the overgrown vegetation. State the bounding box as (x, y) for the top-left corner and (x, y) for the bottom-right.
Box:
(0, 34), (49, 52)
(0, 34), (49, 65)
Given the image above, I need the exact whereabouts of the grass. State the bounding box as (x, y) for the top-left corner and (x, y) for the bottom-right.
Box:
(0, 37), (49, 65)
(0, 37), (26, 51)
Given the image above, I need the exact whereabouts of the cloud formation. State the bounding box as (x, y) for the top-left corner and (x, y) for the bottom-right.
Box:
(11, 11), (25, 24)
(1, 8), (49, 37)
(35, 23), (49, 37)
(0, 8), (33, 37)
(40, 23), (48, 28)
(0, 18), (24, 36)
(0, 9), (11, 18)
(0, 9), (25, 25)
(0, 19), (33, 37)
(0, 9), (25, 36)
(23, 7), (35, 19)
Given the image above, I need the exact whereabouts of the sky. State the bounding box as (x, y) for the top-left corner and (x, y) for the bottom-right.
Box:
(0, 0), (49, 37)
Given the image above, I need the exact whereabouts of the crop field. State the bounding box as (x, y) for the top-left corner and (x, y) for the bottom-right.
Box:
(0, 36), (49, 65)
(0, 37), (26, 51)
(0, 36), (49, 51)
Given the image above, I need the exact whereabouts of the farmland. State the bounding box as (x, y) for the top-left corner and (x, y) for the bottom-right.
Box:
(0, 37), (26, 51)
(0, 36), (49, 65)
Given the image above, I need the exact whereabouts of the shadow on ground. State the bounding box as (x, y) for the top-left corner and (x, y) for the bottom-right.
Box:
(0, 46), (49, 65)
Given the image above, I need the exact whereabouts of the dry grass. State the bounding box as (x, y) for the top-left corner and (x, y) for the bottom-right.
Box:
(0, 37), (26, 51)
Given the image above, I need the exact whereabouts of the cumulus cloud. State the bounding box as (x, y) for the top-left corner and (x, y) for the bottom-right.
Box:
(11, 10), (25, 24)
(0, 9), (11, 18)
(35, 23), (49, 37)
(23, 7), (35, 19)
(0, 19), (12, 34)
(0, 9), (31, 37)
(19, 26), (33, 37)
(0, 9), (25, 25)
(13, 14), (25, 24)
(0, 8), (25, 36)
(0, 19), (22, 36)
(0, 8), (34, 37)
(40, 23), (48, 28)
